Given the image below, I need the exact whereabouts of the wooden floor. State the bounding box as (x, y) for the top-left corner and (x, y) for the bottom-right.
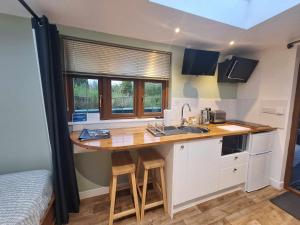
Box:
(69, 187), (300, 225)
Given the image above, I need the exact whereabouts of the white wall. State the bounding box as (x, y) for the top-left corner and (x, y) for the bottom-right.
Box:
(237, 46), (300, 189)
(0, 14), (52, 174)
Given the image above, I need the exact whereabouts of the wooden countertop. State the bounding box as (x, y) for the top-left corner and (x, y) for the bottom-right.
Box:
(70, 122), (276, 154)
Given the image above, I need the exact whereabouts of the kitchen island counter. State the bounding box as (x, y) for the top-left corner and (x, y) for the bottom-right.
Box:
(70, 122), (275, 154)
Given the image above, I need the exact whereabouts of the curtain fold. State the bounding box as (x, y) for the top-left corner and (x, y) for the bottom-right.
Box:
(32, 16), (80, 225)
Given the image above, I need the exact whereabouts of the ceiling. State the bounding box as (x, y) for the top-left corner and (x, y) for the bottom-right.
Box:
(150, 0), (300, 29)
(1, 0), (300, 54)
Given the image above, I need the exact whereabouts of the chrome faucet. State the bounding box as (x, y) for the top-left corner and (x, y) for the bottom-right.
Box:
(181, 103), (191, 126)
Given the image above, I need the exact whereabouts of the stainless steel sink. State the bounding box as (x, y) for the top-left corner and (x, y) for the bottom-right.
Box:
(177, 126), (210, 134)
(147, 124), (209, 137)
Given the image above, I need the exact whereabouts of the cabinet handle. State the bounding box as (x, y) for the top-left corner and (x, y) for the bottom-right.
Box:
(234, 156), (238, 160)
(180, 145), (184, 150)
(219, 140), (223, 143)
(233, 168), (238, 172)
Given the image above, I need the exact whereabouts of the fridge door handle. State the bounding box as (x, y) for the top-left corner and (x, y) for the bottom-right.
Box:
(249, 151), (272, 156)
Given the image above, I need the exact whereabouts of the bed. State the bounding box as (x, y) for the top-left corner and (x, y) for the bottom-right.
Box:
(0, 170), (55, 225)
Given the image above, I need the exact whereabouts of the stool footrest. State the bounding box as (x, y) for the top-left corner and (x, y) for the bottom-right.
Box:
(113, 208), (136, 220)
(145, 200), (164, 210)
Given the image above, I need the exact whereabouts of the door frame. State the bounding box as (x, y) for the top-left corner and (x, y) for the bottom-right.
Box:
(284, 63), (300, 195)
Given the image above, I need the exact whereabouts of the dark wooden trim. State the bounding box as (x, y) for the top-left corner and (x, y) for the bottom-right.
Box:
(98, 77), (103, 121)
(141, 80), (167, 118)
(101, 78), (111, 120)
(284, 63), (300, 195)
(65, 75), (101, 121)
(136, 79), (144, 118)
(105, 78), (138, 119)
(40, 195), (55, 225)
(286, 186), (300, 195)
(65, 75), (169, 121)
(165, 80), (169, 109)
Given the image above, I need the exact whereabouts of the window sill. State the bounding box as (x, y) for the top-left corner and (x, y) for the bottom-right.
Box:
(68, 117), (163, 126)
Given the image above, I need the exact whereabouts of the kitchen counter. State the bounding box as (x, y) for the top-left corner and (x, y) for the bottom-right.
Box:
(70, 121), (275, 154)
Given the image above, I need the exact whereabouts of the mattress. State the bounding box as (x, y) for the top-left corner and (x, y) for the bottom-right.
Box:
(0, 170), (53, 225)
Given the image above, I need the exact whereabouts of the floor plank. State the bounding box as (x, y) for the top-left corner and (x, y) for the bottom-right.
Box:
(69, 186), (299, 225)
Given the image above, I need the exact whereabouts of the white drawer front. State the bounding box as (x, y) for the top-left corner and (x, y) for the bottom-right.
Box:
(250, 132), (273, 154)
(219, 164), (247, 190)
(221, 152), (248, 169)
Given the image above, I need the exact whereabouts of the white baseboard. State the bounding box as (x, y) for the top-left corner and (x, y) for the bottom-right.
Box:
(269, 178), (284, 190)
(173, 185), (243, 215)
(79, 186), (109, 200)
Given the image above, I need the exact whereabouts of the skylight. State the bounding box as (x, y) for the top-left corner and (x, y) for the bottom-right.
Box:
(149, 0), (300, 29)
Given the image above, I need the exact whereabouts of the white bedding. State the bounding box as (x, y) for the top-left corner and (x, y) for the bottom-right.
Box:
(0, 170), (53, 225)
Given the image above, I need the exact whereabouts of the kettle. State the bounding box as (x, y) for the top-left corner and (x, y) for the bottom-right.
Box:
(200, 108), (211, 125)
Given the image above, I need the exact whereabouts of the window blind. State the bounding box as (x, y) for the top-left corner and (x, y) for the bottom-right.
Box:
(63, 37), (171, 80)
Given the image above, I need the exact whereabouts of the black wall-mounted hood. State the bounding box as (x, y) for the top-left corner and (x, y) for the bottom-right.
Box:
(218, 56), (258, 83)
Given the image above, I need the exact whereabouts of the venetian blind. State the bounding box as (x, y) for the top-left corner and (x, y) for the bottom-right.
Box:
(63, 37), (171, 80)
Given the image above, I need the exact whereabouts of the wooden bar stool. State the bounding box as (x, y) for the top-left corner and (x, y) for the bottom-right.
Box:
(136, 150), (168, 220)
(109, 151), (140, 225)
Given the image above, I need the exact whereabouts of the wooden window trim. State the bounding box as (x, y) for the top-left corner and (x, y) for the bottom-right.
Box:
(65, 74), (168, 121)
(65, 74), (102, 121)
(139, 80), (168, 118)
(102, 77), (138, 120)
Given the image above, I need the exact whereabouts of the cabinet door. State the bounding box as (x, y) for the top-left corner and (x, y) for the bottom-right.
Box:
(187, 138), (222, 200)
(173, 142), (189, 205)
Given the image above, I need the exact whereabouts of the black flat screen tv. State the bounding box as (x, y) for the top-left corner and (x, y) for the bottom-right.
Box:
(182, 48), (220, 75)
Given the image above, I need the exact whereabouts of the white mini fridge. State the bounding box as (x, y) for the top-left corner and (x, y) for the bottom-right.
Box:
(246, 132), (273, 192)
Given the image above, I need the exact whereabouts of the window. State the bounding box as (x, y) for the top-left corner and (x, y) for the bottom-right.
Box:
(63, 37), (170, 121)
(66, 77), (168, 121)
(111, 80), (134, 114)
(144, 82), (163, 113)
(65, 77), (101, 122)
(73, 78), (99, 113)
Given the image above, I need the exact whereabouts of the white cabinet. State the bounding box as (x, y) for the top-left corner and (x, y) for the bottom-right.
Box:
(170, 137), (251, 209)
(156, 130), (275, 217)
(219, 152), (249, 190)
(173, 138), (222, 205)
(187, 139), (222, 200)
(173, 142), (189, 205)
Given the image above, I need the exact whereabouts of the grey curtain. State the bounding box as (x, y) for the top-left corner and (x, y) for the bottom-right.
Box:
(32, 16), (80, 224)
